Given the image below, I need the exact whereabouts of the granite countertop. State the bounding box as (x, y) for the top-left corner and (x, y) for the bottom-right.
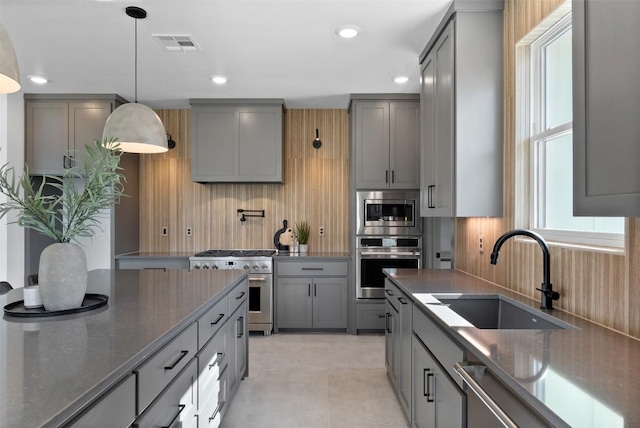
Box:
(386, 269), (640, 427)
(273, 251), (351, 259)
(0, 269), (246, 427)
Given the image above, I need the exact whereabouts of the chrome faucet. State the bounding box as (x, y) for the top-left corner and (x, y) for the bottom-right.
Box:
(490, 229), (559, 310)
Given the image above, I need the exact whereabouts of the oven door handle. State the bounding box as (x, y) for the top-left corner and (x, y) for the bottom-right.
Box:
(358, 252), (420, 257)
(249, 276), (267, 282)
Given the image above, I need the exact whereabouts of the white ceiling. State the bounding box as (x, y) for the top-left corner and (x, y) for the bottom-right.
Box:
(0, 0), (451, 109)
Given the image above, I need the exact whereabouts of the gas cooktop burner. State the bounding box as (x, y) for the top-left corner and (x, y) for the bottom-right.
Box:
(193, 249), (276, 258)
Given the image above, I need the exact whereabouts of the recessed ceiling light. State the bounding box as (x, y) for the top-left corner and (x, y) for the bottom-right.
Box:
(336, 26), (360, 39)
(28, 75), (48, 84)
(211, 76), (228, 85)
(394, 76), (409, 84)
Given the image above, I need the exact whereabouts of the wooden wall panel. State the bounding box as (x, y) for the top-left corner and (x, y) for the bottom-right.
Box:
(138, 109), (349, 254)
(455, 0), (640, 339)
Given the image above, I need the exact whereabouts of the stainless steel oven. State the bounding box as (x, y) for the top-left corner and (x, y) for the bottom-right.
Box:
(356, 236), (421, 299)
(356, 190), (421, 236)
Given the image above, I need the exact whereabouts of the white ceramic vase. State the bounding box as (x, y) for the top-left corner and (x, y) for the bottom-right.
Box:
(23, 285), (43, 308)
(299, 244), (309, 253)
(38, 243), (87, 311)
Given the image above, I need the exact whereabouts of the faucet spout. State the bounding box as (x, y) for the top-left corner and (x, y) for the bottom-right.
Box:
(490, 229), (559, 310)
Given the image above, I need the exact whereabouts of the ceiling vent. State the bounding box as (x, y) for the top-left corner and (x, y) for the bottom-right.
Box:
(152, 34), (200, 52)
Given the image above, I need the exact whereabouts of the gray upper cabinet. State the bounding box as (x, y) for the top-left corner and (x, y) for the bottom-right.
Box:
(419, 3), (504, 217)
(190, 99), (285, 183)
(573, 0), (640, 216)
(350, 95), (420, 190)
(25, 94), (124, 175)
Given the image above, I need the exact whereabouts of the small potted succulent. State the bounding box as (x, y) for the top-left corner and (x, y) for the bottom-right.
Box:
(295, 221), (311, 253)
(0, 139), (125, 311)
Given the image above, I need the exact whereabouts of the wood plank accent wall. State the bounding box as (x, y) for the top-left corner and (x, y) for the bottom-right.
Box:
(138, 109), (349, 253)
(454, 0), (640, 339)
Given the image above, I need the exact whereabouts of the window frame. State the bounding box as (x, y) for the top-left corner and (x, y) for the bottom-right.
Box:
(517, 7), (625, 250)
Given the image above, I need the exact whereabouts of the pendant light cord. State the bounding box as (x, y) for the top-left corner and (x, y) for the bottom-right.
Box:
(134, 15), (138, 103)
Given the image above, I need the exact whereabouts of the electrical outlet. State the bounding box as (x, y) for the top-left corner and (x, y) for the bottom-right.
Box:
(319, 226), (324, 236)
(479, 235), (484, 253)
(162, 227), (168, 236)
(186, 227), (192, 236)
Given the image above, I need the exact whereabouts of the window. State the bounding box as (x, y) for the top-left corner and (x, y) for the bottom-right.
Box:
(518, 7), (624, 248)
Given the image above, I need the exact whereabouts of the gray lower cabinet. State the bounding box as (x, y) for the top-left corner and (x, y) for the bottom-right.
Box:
(384, 292), (399, 389)
(190, 99), (285, 183)
(355, 301), (386, 331)
(275, 259), (349, 331)
(228, 299), (248, 397)
(412, 335), (464, 428)
(419, 4), (503, 217)
(350, 96), (420, 190)
(573, 0), (640, 216)
(25, 94), (125, 175)
(68, 375), (136, 427)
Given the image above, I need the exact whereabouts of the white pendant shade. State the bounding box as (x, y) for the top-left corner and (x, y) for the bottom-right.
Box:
(102, 103), (168, 153)
(0, 24), (21, 94)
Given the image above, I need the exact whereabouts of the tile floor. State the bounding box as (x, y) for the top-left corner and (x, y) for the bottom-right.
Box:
(220, 332), (408, 428)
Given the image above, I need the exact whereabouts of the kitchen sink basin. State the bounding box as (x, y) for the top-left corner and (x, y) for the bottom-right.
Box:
(433, 295), (574, 330)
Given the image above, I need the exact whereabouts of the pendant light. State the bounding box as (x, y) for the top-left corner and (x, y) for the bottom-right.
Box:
(0, 24), (21, 94)
(103, 6), (167, 153)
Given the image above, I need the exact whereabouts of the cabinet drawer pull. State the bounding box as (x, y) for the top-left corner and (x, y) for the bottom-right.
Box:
(209, 352), (225, 369)
(161, 404), (185, 428)
(385, 313), (391, 333)
(143, 267), (167, 271)
(236, 291), (246, 300)
(301, 267), (324, 271)
(378, 314), (386, 318)
(209, 401), (225, 422)
(455, 362), (517, 428)
(164, 350), (188, 371)
(237, 316), (244, 338)
(385, 289), (393, 296)
(211, 313), (225, 325)
(398, 296), (408, 305)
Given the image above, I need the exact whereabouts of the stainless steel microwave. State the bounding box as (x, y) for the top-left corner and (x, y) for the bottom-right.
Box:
(356, 190), (422, 236)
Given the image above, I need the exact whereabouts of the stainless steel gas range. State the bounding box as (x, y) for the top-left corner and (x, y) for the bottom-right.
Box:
(190, 249), (275, 335)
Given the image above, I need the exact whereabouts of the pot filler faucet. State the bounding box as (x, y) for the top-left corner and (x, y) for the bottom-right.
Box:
(490, 229), (560, 310)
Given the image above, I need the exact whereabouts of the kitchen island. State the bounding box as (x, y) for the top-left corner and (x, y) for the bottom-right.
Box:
(0, 268), (248, 427)
(386, 269), (640, 427)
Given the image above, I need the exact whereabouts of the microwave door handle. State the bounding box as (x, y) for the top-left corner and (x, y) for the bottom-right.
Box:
(359, 252), (420, 256)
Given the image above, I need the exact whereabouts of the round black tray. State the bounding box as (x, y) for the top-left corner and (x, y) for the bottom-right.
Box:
(3, 293), (109, 318)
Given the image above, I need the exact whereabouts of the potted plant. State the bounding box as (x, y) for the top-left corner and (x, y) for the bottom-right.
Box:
(0, 139), (125, 311)
(295, 221), (311, 253)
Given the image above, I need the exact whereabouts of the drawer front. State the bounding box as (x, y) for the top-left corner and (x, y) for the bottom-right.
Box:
(277, 261), (348, 277)
(198, 294), (229, 349)
(134, 358), (198, 428)
(116, 259), (190, 270)
(413, 307), (465, 389)
(136, 322), (198, 413)
(69, 374), (136, 427)
(199, 366), (228, 428)
(384, 279), (401, 311)
(356, 303), (386, 330)
(198, 327), (228, 406)
(228, 279), (248, 315)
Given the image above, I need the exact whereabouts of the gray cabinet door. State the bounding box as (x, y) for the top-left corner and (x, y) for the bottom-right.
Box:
(312, 277), (347, 329)
(385, 300), (400, 389)
(228, 300), (247, 396)
(69, 101), (113, 167)
(26, 101), (69, 175)
(397, 293), (413, 420)
(390, 102), (420, 189)
(412, 335), (465, 428)
(276, 277), (313, 328)
(573, 0), (640, 216)
(354, 101), (390, 189)
(420, 52), (436, 216)
(191, 104), (283, 183)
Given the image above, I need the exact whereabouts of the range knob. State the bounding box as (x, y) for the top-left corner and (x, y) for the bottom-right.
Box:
(252, 264), (259, 271)
(193, 263), (201, 270)
(202, 263), (210, 270)
(261, 265), (268, 271)
(243, 265), (250, 270)
(212, 264), (219, 270)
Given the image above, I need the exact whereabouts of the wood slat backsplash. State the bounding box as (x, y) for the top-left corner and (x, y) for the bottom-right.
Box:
(454, 0), (640, 339)
(139, 109), (350, 253)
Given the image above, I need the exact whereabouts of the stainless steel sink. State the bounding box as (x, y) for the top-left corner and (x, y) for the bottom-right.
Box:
(433, 295), (574, 330)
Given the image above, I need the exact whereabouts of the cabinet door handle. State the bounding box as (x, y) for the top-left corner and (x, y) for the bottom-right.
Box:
(164, 350), (188, 371)
(161, 404), (185, 428)
(209, 401), (225, 422)
(63, 155), (69, 169)
(397, 296), (408, 305)
(428, 185), (436, 208)
(314, 283), (317, 297)
(236, 291), (246, 300)
(392, 170), (395, 183)
(209, 352), (225, 369)
(385, 170), (389, 183)
(237, 316), (244, 338)
(211, 313), (225, 325)
(424, 369), (434, 402)
(385, 313), (391, 333)
(308, 283), (311, 296)
(455, 362), (518, 428)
